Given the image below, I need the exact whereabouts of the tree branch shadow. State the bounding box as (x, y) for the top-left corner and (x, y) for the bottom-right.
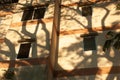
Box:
(56, 1), (120, 80)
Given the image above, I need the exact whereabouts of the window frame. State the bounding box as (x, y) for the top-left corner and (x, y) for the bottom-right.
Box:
(21, 6), (47, 21)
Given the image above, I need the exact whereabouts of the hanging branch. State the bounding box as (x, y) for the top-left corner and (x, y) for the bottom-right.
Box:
(103, 31), (120, 52)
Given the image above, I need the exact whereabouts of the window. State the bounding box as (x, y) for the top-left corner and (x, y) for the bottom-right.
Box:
(0, 0), (18, 4)
(81, 33), (98, 51)
(82, 6), (92, 16)
(21, 7), (34, 21)
(21, 6), (47, 21)
(33, 7), (46, 19)
(83, 36), (96, 51)
(17, 43), (31, 59)
(116, 3), (120, 10)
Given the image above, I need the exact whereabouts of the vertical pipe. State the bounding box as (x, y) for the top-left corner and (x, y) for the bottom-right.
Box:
(47, 0), (61, 80)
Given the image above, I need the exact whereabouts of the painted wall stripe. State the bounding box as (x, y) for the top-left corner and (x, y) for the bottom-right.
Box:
(0, 11), (13, 17)
(0, 58), (47, 68)
(54, 66), (120, 77)
(60, 26), (120, 36)
(0, 38), (4, 43)
(10, 18), (53, 27)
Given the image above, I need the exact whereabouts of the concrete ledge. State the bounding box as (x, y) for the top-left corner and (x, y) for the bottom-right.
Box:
(0, 58), (47, 68)
(54, 66), (120, 77)
(60, 25), (120, 36)
(10, 17), (53, 27)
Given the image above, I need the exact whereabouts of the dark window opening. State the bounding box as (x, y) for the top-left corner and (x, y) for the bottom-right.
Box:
(21, 7), (47, 21)
(82, 6), (92, 16)
(0, 0), (18, 4)
(116, 3), (120, 10)
(17, 43), (31, 59)
(33, 7), (46, 19)
(21, 8), (34, 21)
(83, 36), (96, 51)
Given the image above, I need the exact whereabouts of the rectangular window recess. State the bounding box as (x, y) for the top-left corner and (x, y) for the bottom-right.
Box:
(82, 6), (92, 16)
(33, 7), (46, 19)
(0, 0), (18, 4)
(83, 37), (96, 51)
(116, 3), (120, 10)
(21, 8), (34, 21)
(17, 43), (31, 59)
(80, 32), (98, 38)
(21, 7), (46, 21)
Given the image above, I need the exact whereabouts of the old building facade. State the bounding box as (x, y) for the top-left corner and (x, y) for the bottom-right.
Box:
(0, 0), (120, 80)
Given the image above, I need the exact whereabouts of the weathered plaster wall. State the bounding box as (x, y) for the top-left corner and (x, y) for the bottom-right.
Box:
(0, 1), (54, 80)
(57, 1), (120, 69)
(60, 2), (120, 31)
(0, 0), (120, 80)
(55, 1), (120, 80)
(0, 2), (54, 60)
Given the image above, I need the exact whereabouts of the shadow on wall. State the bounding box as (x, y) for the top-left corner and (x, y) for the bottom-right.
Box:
(1, 0), (120, 80)
(55, 1), (120, 80)
(0, 0), (51, 80)
(0, 23), (50, 80)
(0, 22), (50, 80)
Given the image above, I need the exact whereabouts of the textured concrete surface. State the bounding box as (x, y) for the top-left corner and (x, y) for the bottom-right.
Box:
(0, 0), (120, 80)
